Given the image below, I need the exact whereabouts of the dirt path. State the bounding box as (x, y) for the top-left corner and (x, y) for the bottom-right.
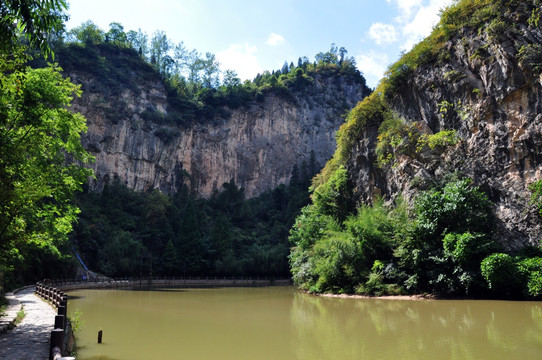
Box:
(0, 287), (56, 360)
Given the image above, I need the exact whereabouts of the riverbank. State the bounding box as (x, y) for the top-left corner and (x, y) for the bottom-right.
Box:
(312, 292), (435, 300)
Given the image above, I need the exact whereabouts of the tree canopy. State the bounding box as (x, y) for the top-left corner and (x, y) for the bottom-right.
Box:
(0, 0), (93, 290)
(0, 0), (67, 57)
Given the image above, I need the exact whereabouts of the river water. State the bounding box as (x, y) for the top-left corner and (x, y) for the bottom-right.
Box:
(68, 286), (542, 360)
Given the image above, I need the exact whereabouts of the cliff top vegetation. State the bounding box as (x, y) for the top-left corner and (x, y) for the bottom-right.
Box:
(40, 21), (370, 127)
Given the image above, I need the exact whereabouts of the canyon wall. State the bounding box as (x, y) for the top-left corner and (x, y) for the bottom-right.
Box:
(67, 65), (367, 198)
(344, 9), (542, 247)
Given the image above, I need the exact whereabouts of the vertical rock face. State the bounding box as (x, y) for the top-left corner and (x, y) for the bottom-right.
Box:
(346, 16), (542, 247)
(70, 70), (367, 198)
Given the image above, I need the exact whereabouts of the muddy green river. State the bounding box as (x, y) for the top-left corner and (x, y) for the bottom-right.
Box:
(68, 286), (542, 360)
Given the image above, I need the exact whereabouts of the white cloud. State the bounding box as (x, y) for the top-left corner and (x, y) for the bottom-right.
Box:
(400, 0), (453, 51)
(266, 33), (285, 47)
(217, 44), (263, 81)
(361, 0), (453, 86)
(386, 0), (423, 21)
(368, 23), (398, 45)
(356, 51), (390, 88)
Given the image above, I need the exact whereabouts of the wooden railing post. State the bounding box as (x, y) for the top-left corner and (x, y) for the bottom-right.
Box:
(57, 305), (66, 317)
(49, 328), (64, 360)
(54, 315), (65, 330)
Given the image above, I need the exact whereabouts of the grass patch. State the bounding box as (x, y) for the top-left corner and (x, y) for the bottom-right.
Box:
(69, 309), (84, 334)
(13, 307), (25, 326)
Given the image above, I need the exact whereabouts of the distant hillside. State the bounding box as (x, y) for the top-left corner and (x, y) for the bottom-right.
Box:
(54, 42), (370, 197)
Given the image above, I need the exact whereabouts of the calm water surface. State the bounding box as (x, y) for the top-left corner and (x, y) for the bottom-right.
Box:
(68, 286), (542, 360)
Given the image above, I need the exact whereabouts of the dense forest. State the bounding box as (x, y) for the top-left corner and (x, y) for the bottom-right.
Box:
(70, 157), (318, 279)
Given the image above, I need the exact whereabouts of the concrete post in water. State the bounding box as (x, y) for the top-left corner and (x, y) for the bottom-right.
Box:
(49, 328), (64, 360)
(98, 329), (103, 344)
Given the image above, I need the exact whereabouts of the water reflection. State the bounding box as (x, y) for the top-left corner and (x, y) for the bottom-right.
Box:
(291, 293), (542, 360)
(70, 287), (542, 360)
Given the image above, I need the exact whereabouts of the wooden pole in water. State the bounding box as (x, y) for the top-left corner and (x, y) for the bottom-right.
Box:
(98, 330), (103, 344)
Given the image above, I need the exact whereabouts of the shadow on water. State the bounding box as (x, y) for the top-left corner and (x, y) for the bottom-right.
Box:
(125, 284), (275, 292)
(126, 287), (189, 292)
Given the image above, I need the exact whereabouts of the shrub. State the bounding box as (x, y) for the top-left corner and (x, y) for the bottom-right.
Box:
(375, 116), (421, 167)
(335, 92), (389, 166)
(443, 232), (495, 267)
(311, 166), (353, 223)
(288, 205), (339, 250)
(289, 198), (408, 294)
(288, 205), (340, 288)
(518, 257), (542, 298)
(518, 44), (542, 74)
(344, 200), (402, 266)
(397, 178), (494, 295)
(154, 127), (180, 144)
(416, 130), (459, 152)
(140, 108), (166, 123)
(311, 231), (364, 293)
(528, 179), (542, 217)
(480, 253), (525, 297)
(414, 178), (493, 238)
(439, 232), (496, 295)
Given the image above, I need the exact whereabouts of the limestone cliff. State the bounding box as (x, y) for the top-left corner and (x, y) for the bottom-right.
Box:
(64, 50), (367, 198)
(342, 1), (542, 247)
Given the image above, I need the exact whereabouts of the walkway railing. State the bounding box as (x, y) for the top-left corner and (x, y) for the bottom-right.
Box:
(35, 283), (74, 360)
(44, 276), (292, 290)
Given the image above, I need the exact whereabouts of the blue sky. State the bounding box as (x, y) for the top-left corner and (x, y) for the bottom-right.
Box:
(65, 0), (454, 88)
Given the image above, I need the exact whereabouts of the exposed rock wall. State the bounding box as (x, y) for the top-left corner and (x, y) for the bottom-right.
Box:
(70, 71), (366, 198)
(346, 20), (542, 247)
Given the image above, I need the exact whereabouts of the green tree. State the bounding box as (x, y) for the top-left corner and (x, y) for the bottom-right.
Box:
(397, 178), (494, 294)
(315, 43), (339, 64)
(106, 22), (127, 45)
(66, 20), (105, 45)
(0, 0), (67, 56)
(201, 52), (220, 88)
(126, 28), (148, 58)
(0, 54), (94, 287)
(150, 30), (170, 76)
(529, 179), (542, 217)
(97, 231), (144, 276)
(161, 239), (179, 276)
(480, 253), (524, 298)
(222, 69), (241, 88)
